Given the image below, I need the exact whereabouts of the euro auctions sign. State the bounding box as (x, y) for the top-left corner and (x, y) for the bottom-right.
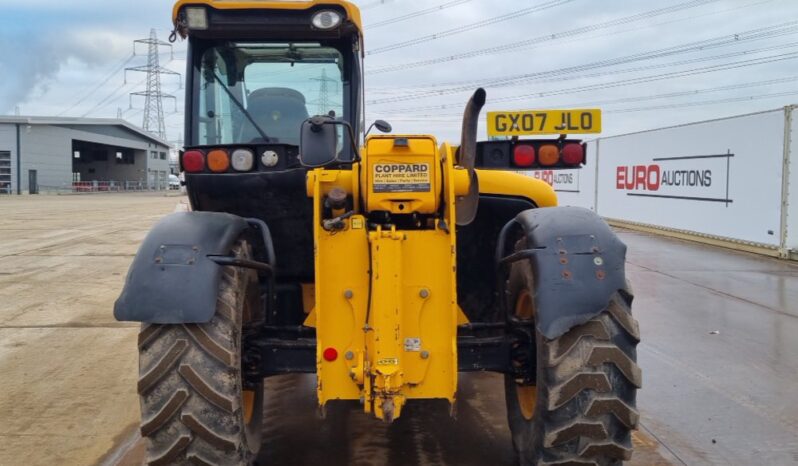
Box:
(615, 153), (733, 205)
(487, 109), (602, 137)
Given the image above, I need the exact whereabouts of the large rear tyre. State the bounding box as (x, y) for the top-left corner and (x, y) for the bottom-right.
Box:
(504, 256), (641, 466)
(137, 240), (263, 465)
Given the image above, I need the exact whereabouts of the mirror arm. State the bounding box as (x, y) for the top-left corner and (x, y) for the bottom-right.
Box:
(339, 120), (361, 162)
(365, 122), (376, 138)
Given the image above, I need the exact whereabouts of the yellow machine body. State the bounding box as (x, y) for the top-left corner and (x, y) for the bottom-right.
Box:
(306, 139), (468, 420)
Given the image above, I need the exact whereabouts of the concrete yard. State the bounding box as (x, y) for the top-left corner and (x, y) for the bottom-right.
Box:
(2, 194), (798, 465)
(0, 194), (184, 466)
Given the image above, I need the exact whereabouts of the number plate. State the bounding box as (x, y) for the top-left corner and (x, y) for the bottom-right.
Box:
(487, 109), (602, 136)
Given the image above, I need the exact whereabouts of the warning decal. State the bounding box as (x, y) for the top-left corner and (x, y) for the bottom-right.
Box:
(372, 163), (431, 193)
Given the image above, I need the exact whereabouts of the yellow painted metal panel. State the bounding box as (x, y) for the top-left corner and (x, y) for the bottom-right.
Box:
(487, 109), (602, 136)
(315, 215), (370, 403)
(477, 169), (558, 207)
(396, 230), (457, 400)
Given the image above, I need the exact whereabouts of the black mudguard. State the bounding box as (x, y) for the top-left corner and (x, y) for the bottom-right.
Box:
(114, 211), (249, 323)
(504, 206), (629, 340)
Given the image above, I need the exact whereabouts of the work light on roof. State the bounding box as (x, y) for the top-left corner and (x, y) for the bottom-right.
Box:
(185, 7), (209, 30)
(312, 10), (343, 30)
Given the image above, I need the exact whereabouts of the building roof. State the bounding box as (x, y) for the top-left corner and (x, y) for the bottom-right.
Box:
(0, 115), (172, 147)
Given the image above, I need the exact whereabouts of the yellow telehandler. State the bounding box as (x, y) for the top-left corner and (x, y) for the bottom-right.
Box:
(115, 2), (640, 464)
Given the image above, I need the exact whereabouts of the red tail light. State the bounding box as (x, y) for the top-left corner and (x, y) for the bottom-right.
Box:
(513, 145), (536, 167)
(182, 150), (205, 173)
(562, 143), (584, 166)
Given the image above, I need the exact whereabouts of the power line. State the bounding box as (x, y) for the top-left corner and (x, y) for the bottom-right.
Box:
(563, 76), (798, 111)
(81, 54), (183, 118)
(57, 54), (135, 116)
(384, 90), (798, 122)
(491, 51), (798, 103)
(608, 90), (798, 113)
(380, 50), (798, 114)
(369, 0), (776, 83)
(385, 76), (798, 120)
(367, 0), (723, 72)
(524, 41), (798, 87)
(63, 48), (185, 118)
(400, 21), (798, 90)
(367, 22), (798, 105)
(368, 39), (791, 99)
(359, 0), (397, 10)
(367, 0), (471, 28)
(366, 0), (575, 55)
(84, 77), (149, 117)
(80, 80), (138, 117)
(371, 42), (798, 109)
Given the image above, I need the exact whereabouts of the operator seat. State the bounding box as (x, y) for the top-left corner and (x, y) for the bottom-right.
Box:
(245, 87), (309, 145)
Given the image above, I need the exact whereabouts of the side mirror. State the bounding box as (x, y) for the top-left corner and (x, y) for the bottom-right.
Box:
(299, 116), (339, 168)
(299, 116), (361, 168)
(366, 119), (392, 137)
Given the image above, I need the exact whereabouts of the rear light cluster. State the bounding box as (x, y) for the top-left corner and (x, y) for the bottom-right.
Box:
(512, 142), (584, 168)
(182, 148), (258, 173)
(475, 139), (587, 169)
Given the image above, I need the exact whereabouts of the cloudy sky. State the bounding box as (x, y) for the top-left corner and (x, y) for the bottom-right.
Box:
(1, 0), (797, 143)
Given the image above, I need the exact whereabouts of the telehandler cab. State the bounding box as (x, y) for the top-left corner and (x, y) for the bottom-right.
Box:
(114, 1), (640, 464)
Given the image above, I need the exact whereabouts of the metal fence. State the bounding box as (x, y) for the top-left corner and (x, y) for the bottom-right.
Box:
(28, 180), (176, 194)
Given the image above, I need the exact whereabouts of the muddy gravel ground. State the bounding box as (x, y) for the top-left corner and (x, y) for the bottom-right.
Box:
(2, 194), (797, 465)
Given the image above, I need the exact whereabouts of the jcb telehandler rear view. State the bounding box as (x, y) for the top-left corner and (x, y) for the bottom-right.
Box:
(114, 2), (641, 464)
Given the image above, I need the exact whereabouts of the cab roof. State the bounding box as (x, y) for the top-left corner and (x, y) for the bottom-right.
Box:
(172, 0), (363, 35)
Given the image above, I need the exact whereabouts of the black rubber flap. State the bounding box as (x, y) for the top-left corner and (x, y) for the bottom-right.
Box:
(514, 206), (628, 340)
(114, 211), (248, 323)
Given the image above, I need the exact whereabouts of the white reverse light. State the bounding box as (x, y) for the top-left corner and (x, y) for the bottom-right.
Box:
(231, 149), (254, 171)
(185, 7), (209, 30)
(312, 10), (343, 30)
(261, 150), (279, 167)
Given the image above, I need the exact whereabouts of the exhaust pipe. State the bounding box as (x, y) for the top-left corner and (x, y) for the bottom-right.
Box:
(455, 88), (486, 226)
(459, 88), (486, 170)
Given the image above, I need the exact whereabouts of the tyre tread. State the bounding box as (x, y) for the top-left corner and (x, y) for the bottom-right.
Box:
(140, 388), (189, 436)
(505, 257), (640, 465)
(138, 339), (188, 394)
(137, 240), (260, 466)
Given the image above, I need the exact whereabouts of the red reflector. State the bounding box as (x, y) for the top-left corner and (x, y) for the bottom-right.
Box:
(323, 347), (338, 362)
(562, 143), (584, 166)
(513, 145), (536, 167)
(182, 150), (205, 173)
